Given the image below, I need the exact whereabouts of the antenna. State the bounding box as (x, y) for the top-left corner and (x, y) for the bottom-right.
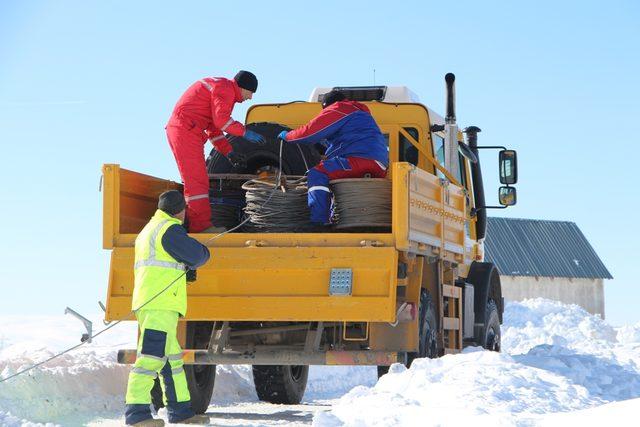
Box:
(373, 68), (376, 85)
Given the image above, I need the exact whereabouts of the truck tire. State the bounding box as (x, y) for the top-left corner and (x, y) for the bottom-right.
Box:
(479, 299), (501, 352)
(184, 322), (216, 414)
(377, 289), (437, 378)
(252, 365), (309, 404)
(413, 289), (438, 361)
(206, 122), (321, 176)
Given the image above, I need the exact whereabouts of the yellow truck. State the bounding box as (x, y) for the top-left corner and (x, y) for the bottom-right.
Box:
(103, 74), (518, 412)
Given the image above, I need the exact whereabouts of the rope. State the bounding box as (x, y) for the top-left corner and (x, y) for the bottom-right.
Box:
(331, 178), (392, 229)
(0, 141), (285, 384)
(295, 143), (310, 171)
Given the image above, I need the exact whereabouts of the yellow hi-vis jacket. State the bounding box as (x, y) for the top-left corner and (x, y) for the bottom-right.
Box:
(133, 209), (188, 315)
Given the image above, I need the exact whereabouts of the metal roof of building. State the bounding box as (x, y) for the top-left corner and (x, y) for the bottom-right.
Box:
(484, 217), (612, 279)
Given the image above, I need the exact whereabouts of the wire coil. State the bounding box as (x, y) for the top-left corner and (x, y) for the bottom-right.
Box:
(242, 177), (315, 232)
(331, 178), (392, 230)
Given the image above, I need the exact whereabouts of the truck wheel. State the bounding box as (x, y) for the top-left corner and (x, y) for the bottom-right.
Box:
(252, 365), (309, 404)
(206, 122), (321, 176)
(480, 299), (501, 352)
(184, 322), (216, 414)
(413, 289), (438, 361)
(377, 289), (437, 378)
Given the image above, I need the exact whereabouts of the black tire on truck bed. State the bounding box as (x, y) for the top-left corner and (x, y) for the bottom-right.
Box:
(206, 122), (322, 176)
(184, 322), (216, 414)
(252, 365), (309, 404)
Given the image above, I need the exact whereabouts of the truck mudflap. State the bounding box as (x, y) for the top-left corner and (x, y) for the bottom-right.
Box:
(117, 349), (399, 366)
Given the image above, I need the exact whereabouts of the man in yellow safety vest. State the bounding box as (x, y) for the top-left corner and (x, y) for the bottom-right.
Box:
(125, 190), (211, 426)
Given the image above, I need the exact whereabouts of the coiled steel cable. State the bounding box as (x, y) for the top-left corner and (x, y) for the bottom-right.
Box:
(331, 178), (392, 229)
(242, 176), (314, 232)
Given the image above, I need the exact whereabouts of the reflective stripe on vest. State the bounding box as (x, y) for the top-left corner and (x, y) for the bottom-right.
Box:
(134, 220), (185, 271)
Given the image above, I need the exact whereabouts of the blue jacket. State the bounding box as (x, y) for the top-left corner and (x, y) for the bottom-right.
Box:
(284, 101), (388, 166)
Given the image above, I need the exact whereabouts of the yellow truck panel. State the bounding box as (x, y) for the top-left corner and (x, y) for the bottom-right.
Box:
(106, 246), (398, 322)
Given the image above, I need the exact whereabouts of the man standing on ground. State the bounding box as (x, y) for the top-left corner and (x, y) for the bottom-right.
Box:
(166, 71), (265, 233)
(125, 190), (211, 426)
(277, 90), (389, 226)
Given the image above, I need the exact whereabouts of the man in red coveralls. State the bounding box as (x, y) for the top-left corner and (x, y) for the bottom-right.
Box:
(166, 71), (265, 233)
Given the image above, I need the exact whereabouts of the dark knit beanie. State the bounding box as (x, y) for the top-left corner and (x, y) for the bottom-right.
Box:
(234, 70), (258, 92)
(158, 190), (186, 215)
(321, 90), (346, 109)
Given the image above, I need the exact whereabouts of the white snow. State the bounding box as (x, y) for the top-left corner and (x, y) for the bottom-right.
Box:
(1, 299), (639, 426)
(314, 299), (640, 426)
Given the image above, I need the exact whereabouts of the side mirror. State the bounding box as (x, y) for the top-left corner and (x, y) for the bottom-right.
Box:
(499, 150), (518, 184)
(458, 141), (478, 164)
(498, 186), (517, 206)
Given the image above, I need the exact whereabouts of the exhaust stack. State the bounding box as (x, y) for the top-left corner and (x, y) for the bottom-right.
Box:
(445, 73), (456, 124)
(444, 73), (461, 181)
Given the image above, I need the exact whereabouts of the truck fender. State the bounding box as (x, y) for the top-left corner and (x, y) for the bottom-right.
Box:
(466, 262), (503, 324)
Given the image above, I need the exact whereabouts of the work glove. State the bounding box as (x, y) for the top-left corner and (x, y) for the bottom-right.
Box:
(186, 269), (197, 283)
(243, 129), (266, 145)
(227, 151), (247, 169)
(277, 131), (288, 141)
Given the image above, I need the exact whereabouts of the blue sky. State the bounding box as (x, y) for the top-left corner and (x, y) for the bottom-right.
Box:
(1, 1), (638, 325)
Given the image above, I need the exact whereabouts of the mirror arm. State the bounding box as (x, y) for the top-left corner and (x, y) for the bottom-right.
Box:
(474, 145), (507, 150)
(471, 205), (508, 216)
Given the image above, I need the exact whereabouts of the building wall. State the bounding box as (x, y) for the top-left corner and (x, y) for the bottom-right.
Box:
(500, 275), (605, 318)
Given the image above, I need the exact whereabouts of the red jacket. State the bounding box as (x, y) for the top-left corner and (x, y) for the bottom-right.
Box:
(167, 77), (245, 155)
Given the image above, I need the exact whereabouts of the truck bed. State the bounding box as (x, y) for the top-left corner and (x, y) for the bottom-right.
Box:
(102, 163), (471, 323)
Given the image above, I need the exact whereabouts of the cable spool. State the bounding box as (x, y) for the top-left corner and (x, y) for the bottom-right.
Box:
(242, 177), (315, 232)
(331, 178), (392, 230)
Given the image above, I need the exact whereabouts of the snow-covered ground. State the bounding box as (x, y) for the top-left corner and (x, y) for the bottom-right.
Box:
(1, 299), (639, 426)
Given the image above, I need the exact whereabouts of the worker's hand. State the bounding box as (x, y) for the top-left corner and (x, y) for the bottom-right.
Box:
(277, 131), (288, 141)
(243, 130), (266, 145)
(186, 269), (197, 283)
(227, 151), (247, 169)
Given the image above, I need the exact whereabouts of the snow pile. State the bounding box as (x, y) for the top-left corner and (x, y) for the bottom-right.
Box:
(314, 299), (640, 426)
(2, 299), (640, 426)
(616, 322), (640, 344)
(538, 397), (640, 425)
(502, 298), (619, 355)
(0, 411), (54, 427)
(211, 365), (257, 403)
(0, 315), (136, 425)
(313, 349), (597, 426)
